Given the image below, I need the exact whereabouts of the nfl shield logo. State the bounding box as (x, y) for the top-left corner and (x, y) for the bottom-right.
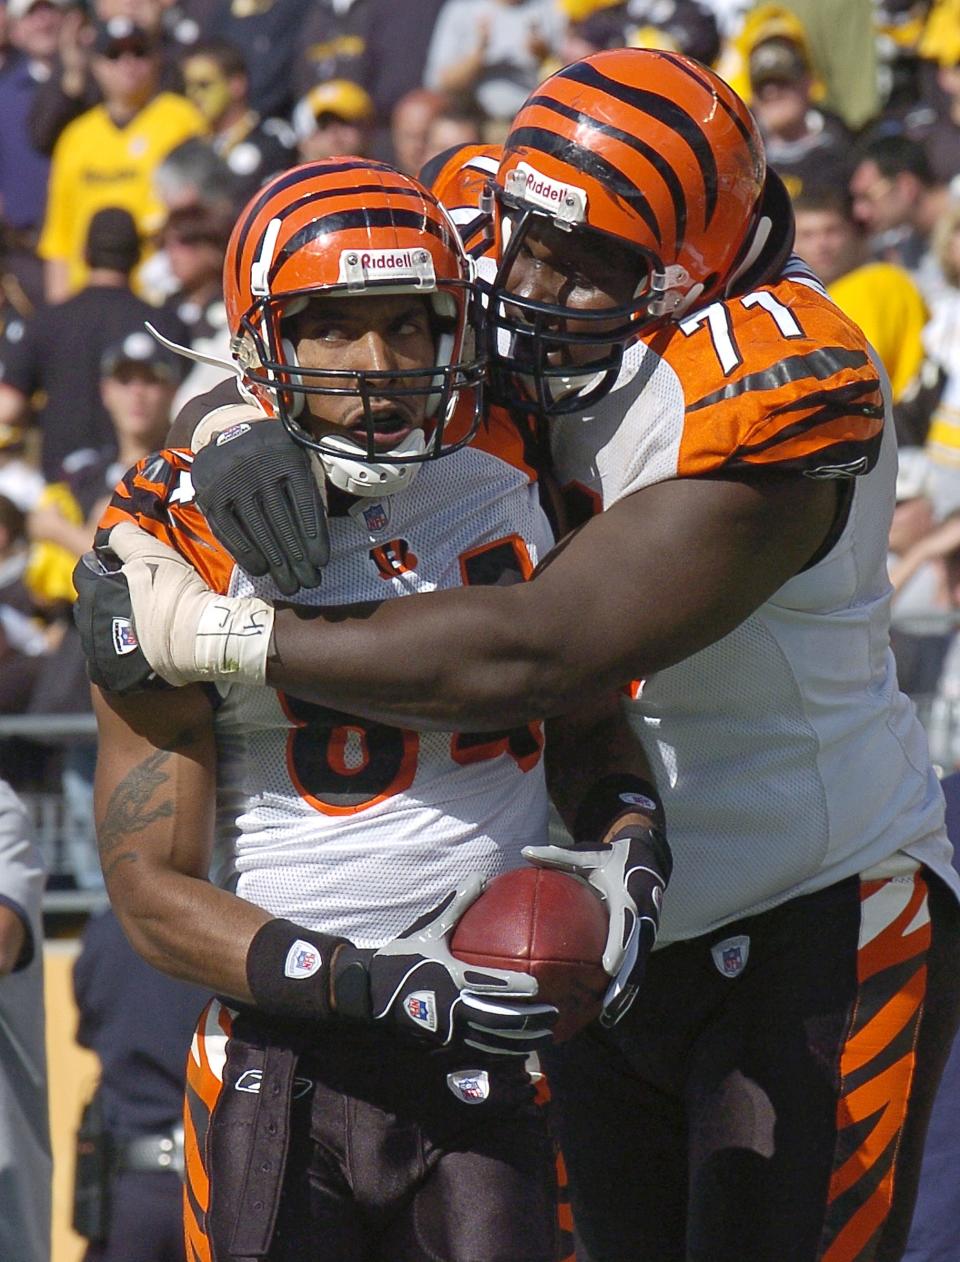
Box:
(111, 617), (139, 655)
(711, 935), (750, 978)
(446, 1069), (490, 1104)
(362, 502), (389, 532)
(403, 990), (438, 1032)
(284, 940), (322, 979)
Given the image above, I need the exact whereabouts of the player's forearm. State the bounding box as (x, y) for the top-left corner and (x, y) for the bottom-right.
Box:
(110, 866), (268, 1002)
(267, 578), (616, 730)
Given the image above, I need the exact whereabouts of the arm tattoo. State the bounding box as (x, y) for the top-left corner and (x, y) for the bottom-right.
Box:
(98, 747), (176, 877)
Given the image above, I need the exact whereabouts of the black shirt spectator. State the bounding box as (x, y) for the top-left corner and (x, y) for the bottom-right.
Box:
(0, 208), (187, 478)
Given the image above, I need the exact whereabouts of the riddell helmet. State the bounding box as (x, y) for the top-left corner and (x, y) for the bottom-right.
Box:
(223, 158), (484, 496)
(420, 142), (502, 261)
(491, 49), (771, 414)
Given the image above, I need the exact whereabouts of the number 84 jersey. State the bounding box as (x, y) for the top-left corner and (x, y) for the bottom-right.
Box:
(99, 411), (553, 947)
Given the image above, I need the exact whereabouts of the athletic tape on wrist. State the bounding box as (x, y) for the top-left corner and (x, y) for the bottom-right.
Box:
(193, 594), (274, 686)
(572, 773), (665, 843)
(245, 919), (349, 1023)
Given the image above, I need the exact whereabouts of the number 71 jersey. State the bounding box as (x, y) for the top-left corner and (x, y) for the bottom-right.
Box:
(99, 410), (554, 947)
(550, 263), (953, 942)
(551, 262), (885, 508)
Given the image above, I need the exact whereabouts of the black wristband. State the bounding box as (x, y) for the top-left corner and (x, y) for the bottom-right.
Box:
(572, 773), (665, 842)
(245, 919), (350, 1023)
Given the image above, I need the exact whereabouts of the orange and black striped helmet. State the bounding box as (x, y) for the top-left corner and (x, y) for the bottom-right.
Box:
(420, 142), (502, 262)
(489, 49), (770, 414)
(223, 158), (484, 492)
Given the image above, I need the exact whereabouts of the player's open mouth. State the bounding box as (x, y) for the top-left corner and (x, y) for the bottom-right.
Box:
(346, 411), (415, 451)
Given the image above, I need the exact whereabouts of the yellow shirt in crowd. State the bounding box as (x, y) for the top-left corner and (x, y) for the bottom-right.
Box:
(828, 262), (928, 402)
(38, 93), (206, 296)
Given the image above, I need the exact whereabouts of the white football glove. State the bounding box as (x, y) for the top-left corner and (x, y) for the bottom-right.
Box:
(108, 520), (275, 688)
(522, 825), (671, 1026)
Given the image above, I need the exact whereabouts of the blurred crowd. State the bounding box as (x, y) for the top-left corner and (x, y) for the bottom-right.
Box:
(7, 0), (960, 878)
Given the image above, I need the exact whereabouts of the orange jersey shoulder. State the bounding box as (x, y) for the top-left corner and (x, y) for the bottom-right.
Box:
(648, 275), (885, 479)
(96, 449), (235, 594)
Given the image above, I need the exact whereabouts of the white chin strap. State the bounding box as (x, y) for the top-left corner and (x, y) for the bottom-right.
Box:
(317, 429), (428, 497)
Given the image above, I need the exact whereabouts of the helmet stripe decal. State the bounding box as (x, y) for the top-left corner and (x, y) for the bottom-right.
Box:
(506, 125), (663, 246)
(248, 184), (434, 290)
(553, 59), (718, 222)
(667, 53), (762, 157)
(269, 208), (450, 282)
(232, 159), (401, 287)
(524, 94), (687, 248)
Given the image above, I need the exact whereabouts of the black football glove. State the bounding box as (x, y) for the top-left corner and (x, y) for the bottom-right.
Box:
(523, 826), (671, 1027)
(191, 421), (330, 596)
(73, 548), (161, 693)
(333, 877), (558, 1056)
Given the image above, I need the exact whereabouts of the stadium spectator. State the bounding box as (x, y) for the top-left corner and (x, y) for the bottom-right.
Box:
(0, 222), (36, 332)
(0, 421), (44, 512)
(156, 202), (232, 346)
(0, 0), (68, 307)
(204, 0), (312, 119)
(792, 184), (929, 417)
(423, 0), (566, 126)
(293, 0), (370, 101)
(151, 134), (236, 216)
(920, 197), (960, 506)
(292, 79), (375, 162)
(37, 16), (205, 302)
(422, 96), (485, 166)
(0, 207), (188, 479)
(747, 32), (854, 200)
(356, 0), (446, 160)
(72, 907), (207, 1262)
(26, 0), (192, 155)
(0, 779), (50, 1262)
(179, 38), (295, 201)
(849, 131), (949, 275)
(0, 494), (50, 714)
(389, 86), (447, 175)
(885, 447), (957, 700)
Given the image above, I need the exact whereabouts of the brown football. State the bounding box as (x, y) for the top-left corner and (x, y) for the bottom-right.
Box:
(450, 867), (609, 1042)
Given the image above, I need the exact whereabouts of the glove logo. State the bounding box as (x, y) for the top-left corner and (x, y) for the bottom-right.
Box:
(111, 617), (139, 656)
(284, 940), (323, 979)
(711, 934), (750, 978)
(446, 1069), (490, 1104)
(215, 422), (253, 446)
(402, 990), (438, 1032)
(618, 791), (658, 812)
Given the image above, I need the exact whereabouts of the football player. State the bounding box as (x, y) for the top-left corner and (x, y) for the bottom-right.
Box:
(82, 158), (673, 1262)
(78, 52), (960, 1261)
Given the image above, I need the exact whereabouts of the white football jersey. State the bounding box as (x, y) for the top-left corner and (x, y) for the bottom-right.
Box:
(550, 266), (959, 943)
(104, 418), (553, 947)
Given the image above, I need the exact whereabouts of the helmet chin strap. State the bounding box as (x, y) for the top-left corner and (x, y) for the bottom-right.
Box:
(316, 429), (428, 497)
